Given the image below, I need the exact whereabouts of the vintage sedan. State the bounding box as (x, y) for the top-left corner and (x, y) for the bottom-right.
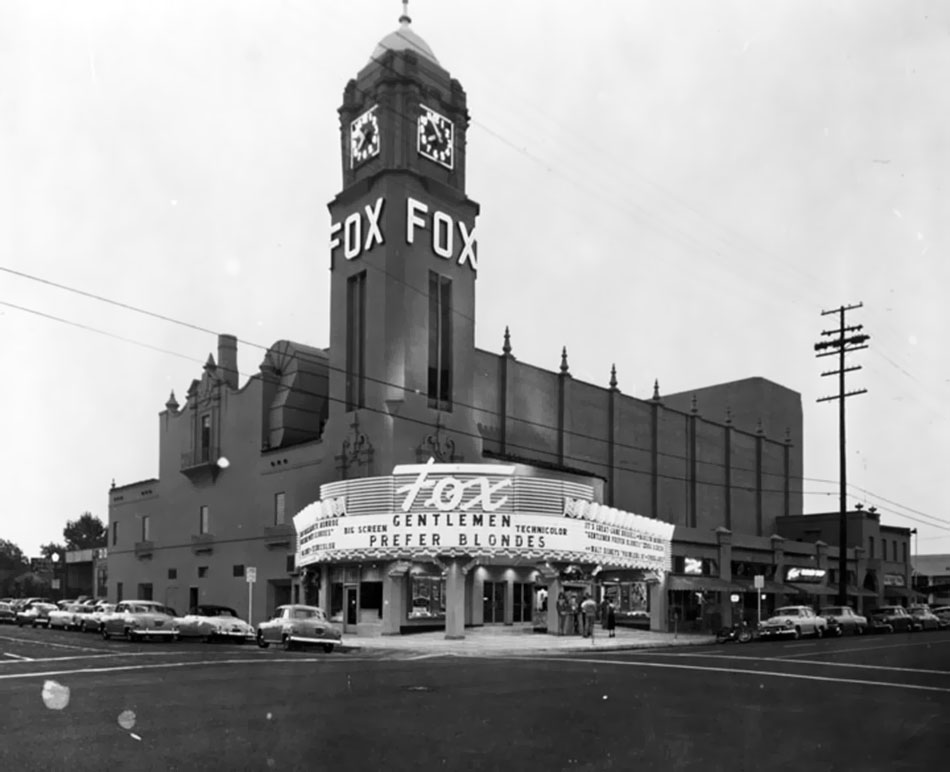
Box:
(101, 600), (180, 642)
(79, 602), (116, 632)
(256, 605), (342, 652)
(907, 606), (942, 631)
(178, 605), (255, 643)
(867, 605), (918, 633)
(818, 605), (868, 636)
(47, 603), (92, 631)
(758, 606), (828, 640)
(931, 606), (950, 627)
(16, 602), (57, 628)
(0, 601), (17, 624)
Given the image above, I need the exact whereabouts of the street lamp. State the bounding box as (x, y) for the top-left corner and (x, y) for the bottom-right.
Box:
(50, 552), (61, 601)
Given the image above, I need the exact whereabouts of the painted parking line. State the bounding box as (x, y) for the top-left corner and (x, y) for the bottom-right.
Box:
(635, 652), (950, 677)
(782, 643), (817, 648)
(0, 634), (103, 653)
(779, 637), (950, 659)
(0, 651), (186, 666)
(3, 653), (33, 661)
(524, 656), (950, 695)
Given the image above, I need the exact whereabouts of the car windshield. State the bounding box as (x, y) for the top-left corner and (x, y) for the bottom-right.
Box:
(292, 609), (317, 620)
(821, 607), (844, 615)
(210, 608), (237, 617)
(773, 608), (801, 617)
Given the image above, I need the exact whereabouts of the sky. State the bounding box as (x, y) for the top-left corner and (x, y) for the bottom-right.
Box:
(2, 0), (948, 559)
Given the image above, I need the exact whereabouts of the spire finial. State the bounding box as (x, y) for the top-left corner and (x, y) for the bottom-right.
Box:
(609, 363), (618, 390)
(503, 326), (512, 356)
(165, 390), (179, 411)
(652, 379), (661, 401)
(560, 346), (569, 374)
(400, 0), (411, 24)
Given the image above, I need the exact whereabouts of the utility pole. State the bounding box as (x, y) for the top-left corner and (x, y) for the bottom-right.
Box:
(814, 302), (869, 607)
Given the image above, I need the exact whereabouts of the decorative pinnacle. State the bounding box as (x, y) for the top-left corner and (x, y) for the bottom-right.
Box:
(503, 326), (511, 356)
(609, 363), (618, 390)
(204, 353), (216, 372)
(165, 390), (179, 411)
(560, 346), (570, 374)
(652, 379), (661, 401)
(399, 0), (411, 24)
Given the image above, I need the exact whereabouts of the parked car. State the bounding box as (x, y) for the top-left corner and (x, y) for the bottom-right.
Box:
(256, 605), (342, 652)
(819, 605), (868, 636)
(0, 601), (17, 624)
(867, 606), (918, 633)
(177, 605), (255, 643)
(101, 601), (180, 642)
(758, 606), (828, 640)
(16, 602), (57, 628)
(80, 602), (116, 632)
(47, 603), (91, 631)
(907, 606), (942, 631)
(931, 606), (950, 627)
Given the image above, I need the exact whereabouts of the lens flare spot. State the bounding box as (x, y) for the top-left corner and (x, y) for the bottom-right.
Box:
(41, 680), (70, 710)
(118, 710), (137, 730)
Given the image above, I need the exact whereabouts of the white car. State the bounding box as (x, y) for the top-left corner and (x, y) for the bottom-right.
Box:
(177, 605), (255, 643)
(79, 602), (116, 632)
(47, 603), (94, 631)
(759, 606), (828, 640)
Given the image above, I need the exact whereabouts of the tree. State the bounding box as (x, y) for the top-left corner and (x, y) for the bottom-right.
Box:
(63, 512), (107, 550)
(0, 538), (27, 570)
(40, 542), (66, 562)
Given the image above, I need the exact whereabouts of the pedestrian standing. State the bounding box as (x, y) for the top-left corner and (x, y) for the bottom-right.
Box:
(556, 592), (569, 636)
(569, 594), (580, 635)
(581, 594), (597, 638)
(605, 601), (617, 638)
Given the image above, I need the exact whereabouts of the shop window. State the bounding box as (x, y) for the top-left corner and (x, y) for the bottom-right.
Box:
(330, 583), (344, 623)
(428, 271), (452, 410)
(409, 573), (446, 619)
(345, 271), (366, 411)
(274, 492), (286, 526)
(360, 581), (383, 620)
(233, 564), (245, 578)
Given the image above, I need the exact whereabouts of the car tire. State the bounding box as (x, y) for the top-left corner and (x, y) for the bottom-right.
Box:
(101, 627), (111, 640)
(256, 631), (269, 649)
(282, 635), (295, 652)
(125, 628), (135, 642)
(322, 643), (335, 653)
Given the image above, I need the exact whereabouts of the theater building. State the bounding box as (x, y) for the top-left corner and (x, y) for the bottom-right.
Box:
(107, 13), (811, 636)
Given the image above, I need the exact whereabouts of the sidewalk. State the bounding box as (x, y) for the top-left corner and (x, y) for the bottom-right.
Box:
(342, 624), (716, 656)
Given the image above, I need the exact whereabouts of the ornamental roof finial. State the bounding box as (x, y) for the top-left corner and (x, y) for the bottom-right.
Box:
(400, 0), (411, 24)
(503, 326), (512, 356)
(609, 363), (618, 390)
(560, 346), (569, 374)
(652, 379), (661, 401)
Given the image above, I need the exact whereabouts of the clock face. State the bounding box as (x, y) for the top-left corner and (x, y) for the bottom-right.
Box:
(417, 105), (454, 169)
(350, 106), (380, 168)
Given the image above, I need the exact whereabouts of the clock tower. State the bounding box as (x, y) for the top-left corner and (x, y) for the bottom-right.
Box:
(324, 9), (482, 477)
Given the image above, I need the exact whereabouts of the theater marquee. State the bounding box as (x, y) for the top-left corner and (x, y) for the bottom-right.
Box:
(294, 462), (673, 571)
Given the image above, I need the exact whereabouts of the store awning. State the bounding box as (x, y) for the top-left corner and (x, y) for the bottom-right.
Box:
(733, 579), (796, 595)
(787, 583), (839, 596)
(667, 575), (743, 592)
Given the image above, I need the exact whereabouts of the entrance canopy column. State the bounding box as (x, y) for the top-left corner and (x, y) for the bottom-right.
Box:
(444, 557), (468, 640)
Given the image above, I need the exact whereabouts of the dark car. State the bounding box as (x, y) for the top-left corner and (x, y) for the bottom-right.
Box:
(907, 606), (942, 631)
(868, 606), (918, 633)
(819, 605), (868, 636)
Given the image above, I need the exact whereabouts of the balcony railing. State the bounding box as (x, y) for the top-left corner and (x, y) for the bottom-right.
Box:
(191, 533), (214, 554)
(181, 446), (222, 478)
(134, 541), (154, 559)
(264, 523), (294, 550)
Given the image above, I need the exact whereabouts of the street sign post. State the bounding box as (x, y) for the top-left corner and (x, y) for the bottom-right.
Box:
(754, 575), (765, 625)
(246, 567), (257, 624)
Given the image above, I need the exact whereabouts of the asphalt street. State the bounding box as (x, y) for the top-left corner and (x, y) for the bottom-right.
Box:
(1, 625), (948, 771)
